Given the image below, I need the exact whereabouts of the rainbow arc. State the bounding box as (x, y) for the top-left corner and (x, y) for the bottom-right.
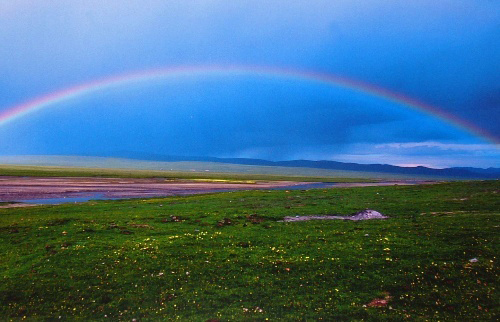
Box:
(0, 65), (497, 144)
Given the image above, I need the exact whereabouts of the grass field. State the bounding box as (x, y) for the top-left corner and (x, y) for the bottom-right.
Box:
(0, 164), (378, 183)
(0, 154), (448, 180)
(0, 180), (498, 320)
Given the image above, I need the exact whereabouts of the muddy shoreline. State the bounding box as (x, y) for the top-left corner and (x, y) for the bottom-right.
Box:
(0, 176), (434, 206)
(0, 176), (301, 202)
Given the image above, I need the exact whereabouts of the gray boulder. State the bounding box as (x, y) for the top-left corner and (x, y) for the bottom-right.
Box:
(346, 209), (388, 221)
(282, 209), (388, 222)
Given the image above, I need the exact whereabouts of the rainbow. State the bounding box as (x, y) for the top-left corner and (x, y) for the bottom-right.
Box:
(0, 64), (498, 144)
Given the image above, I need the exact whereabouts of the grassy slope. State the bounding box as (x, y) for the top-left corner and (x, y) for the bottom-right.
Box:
(0, 181), (498, 320)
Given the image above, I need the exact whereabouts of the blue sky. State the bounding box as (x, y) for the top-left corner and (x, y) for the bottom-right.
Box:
(0, 0), (498, 168)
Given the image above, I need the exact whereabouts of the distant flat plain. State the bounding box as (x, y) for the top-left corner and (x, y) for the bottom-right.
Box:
(0, 155), (447, 180)
(0, 157), (435, 206)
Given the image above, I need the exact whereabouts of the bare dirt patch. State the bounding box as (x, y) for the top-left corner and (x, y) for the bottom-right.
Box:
(0, 203), (39, 209)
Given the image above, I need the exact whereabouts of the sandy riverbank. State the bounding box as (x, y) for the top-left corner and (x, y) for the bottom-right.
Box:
(0, 177), (306, 202)
(0, 176), (434, 206)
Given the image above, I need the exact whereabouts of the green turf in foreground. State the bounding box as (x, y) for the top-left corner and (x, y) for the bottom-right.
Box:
(0, 181), (498, 320)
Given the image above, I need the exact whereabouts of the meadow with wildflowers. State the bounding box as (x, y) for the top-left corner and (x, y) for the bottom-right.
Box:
(0, 180), (498, 320)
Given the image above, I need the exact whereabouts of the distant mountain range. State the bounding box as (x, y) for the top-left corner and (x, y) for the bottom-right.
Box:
(111, 151), (500, 179)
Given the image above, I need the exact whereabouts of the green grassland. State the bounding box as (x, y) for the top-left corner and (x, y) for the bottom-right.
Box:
(0, 154), (448, 180)
(1, 180), (498, 320)
(0, 163), (378, 183)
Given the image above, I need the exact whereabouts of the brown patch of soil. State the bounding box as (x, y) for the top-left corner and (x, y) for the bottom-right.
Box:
(365, 292), (392, 308)
(0, 203), (39, 209)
